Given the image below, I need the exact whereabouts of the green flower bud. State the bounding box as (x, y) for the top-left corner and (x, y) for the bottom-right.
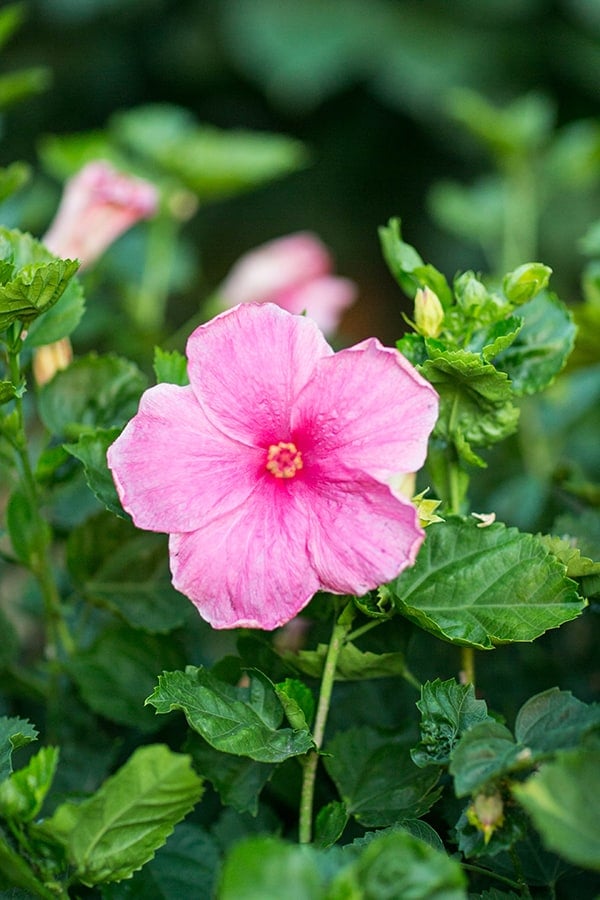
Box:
(454, 271), (488, 313)
(503, 262), (552, 305)
(414, 286), (444, 338)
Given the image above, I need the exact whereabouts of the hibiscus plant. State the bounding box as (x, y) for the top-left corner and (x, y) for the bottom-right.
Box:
(0, 59), (600, 900)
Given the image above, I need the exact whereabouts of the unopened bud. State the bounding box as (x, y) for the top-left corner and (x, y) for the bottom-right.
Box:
(467, 791), (505, 845)
(32, 337), (73, 386)
(503, 262), (552, 305)
(414, 286), (444, 338)
(454, 271), (488, 313)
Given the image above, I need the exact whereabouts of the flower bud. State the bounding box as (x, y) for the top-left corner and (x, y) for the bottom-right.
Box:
(414, 286), (444, 337)
(218, 232), (356, 336)
(454, 271), (488, 313)
(467, 791), (505, 845)
(503, 262), (552, 306)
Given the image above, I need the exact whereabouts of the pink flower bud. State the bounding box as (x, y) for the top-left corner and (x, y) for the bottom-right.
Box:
(219, 232), (357, 335)
(43, 161), (158, 269)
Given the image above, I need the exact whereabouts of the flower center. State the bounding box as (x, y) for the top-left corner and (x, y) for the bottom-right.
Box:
(266, 441), (303, 479)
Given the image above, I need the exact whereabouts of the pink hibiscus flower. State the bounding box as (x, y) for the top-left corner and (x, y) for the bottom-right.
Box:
(218, 232), (357, 335)
(107, 303), (438, 630)
(43, 160), (158, 269)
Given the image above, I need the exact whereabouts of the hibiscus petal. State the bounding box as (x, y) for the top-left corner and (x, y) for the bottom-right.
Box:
(186, 303), (333, 447)
(107, 383), (262, 533)
(292, 338), (438, 481)
(169, 476), (319, 630)
(304, 473), (424, 594)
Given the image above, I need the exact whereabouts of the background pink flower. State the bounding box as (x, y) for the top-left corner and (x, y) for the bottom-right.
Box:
(43, 160), (158, 269)
(107, 303), (438, 630)
(218, 232), (357, 335)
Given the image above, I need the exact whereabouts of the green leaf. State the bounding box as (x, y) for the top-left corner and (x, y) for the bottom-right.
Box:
(146, 666), (314, 763)
(282, 641), (411, 681)
(68, 625), (184, 732)
(0, 717), (37, 782)
(186, 733), (273, 816)
(513, 747), (600, 872)
(24, 277), (85, 346)
(538, 533), (600, 578)
(0, 228), (78, 330)
(469, 316), (524, 361)
(6, 487), (51, 568)
(449, 721), (521, 797)
(153, 346), (189, 386)
(411, 678), (492, 767)
(379, 218), (452, 305)
(387, 518), (584, 650)
(0, 831), (56, 899)
(38, 353), (147, 438)
(493, 292), (576, 395)
(329, 829), (467, 899)
(514, 688), (600, 754)
(0, 67), (50, 110)
(0, 161), (30, 205)
(314, 801), (348, 850)
(0, 380), (17, 404)
(324, 726), (441, 827)
(0, 3), (26, 51)
(420, 349), (520, 456)
(100, 822), (220, 900)
(218, 836), (326, 900)
(64, 427), (128, 519)
(274, 678), (314, 731)
(67, 512), (188, 633)
(0, 746), (58, 821)
(112, 104), (308, 199)
(39, 744), (204, 886)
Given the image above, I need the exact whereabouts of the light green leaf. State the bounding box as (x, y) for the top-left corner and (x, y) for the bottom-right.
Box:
(0, 716), (37, 782)
(329, 829), (467, 899)
(0, 161), (30, 205)
(282, 641), (410, 681)
(274, 678), (314, 731)
(0, 746), (58, 821)
(64, 427), (128, 519)
(153, 346), (189, 386)
(146, 666), (314, 763)
(513, 747), (600, 872)
(0, 67), (50, 110)
(538, 533), (600, 578)
(218, 836), (326, 900)
(420, 348), (520, 454)
(379, 217), (452, 305)
(324, 726), (441, 827)
(388, 518), (584, 649)
(493, 292), (576, 395)
(112, 104), (308, 199)
(38, 353), (147, 438)
(314, 801), (348, 850)
(39, 744), (204, 886)
(411, 678), (492, 767)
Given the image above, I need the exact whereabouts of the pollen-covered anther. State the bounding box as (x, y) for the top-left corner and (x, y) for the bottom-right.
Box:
(266, 441), (304, 479)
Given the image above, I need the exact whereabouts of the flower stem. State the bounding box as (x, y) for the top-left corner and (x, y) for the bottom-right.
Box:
(298, 601), (354, 844)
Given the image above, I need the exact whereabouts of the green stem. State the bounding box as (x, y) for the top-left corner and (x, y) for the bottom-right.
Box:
(460, 862), (523, 892)
(501, 158), (538, 273)
(298, 602), (354, 844)
(6, 336), (74, 661)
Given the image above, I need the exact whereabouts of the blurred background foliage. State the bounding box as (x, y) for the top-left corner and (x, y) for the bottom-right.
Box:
(2, 0), (600, 345)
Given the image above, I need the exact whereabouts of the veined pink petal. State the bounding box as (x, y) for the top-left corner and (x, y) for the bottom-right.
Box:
(219, 232), (331, 307)
(303, 472), (425, 593)
(169, 476), (320, 630)
(186, 303), (333, 446)
(107, 383), (263, 533)
(275, 276), (357, 334)
(292, 338), (438, 482)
